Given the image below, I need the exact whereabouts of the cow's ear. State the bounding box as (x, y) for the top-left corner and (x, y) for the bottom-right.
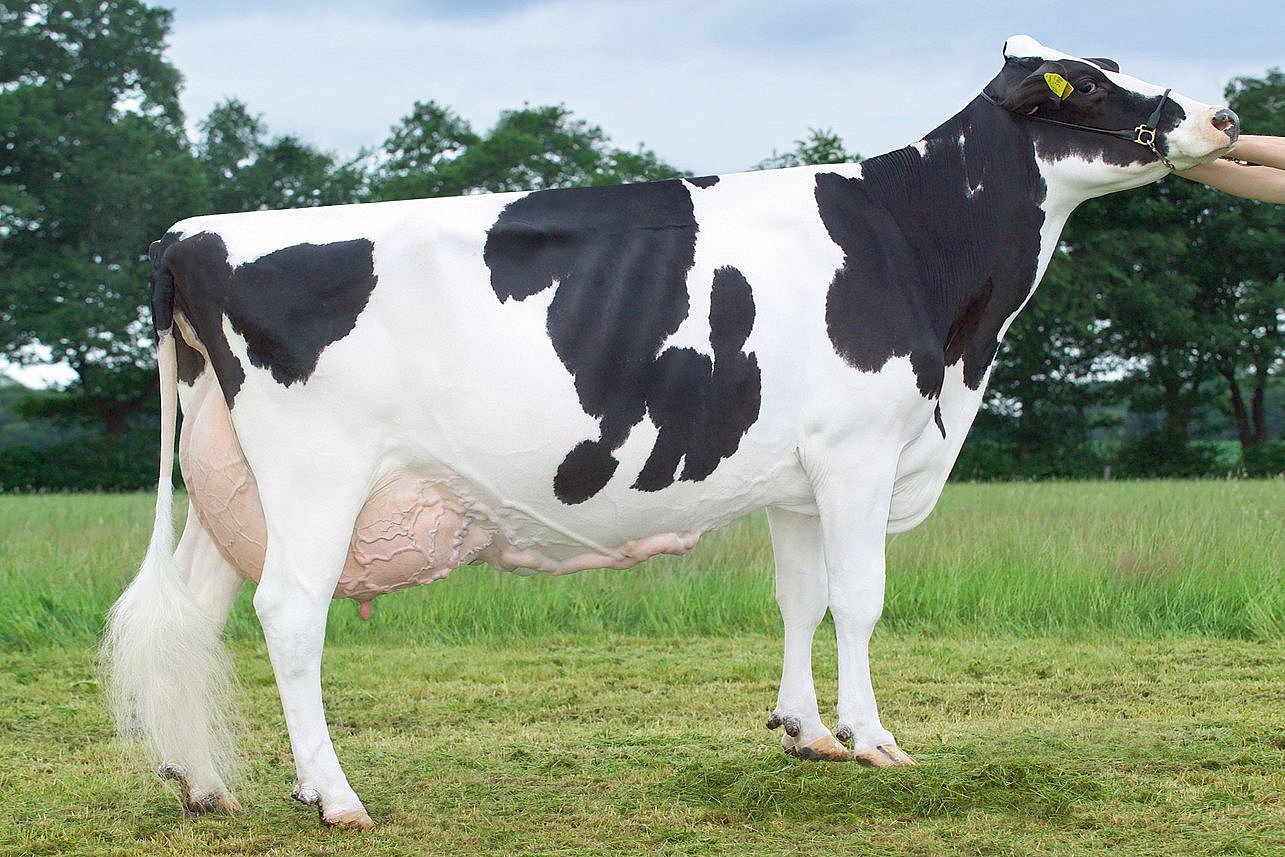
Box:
(993, 60), (1072, 114)
(1085, 57), (1120, 72)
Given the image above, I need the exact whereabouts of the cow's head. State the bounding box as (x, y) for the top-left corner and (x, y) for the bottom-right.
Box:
(983, 35), (1238, 195)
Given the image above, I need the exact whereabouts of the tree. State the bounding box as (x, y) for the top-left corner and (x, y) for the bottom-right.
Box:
(1075, 191), (1216, 441)
(369, 103), (684, 201)
(196, 99), (367, 213)
(967, 252), (1114, 478)
(755, 128), (859, 170)
(368, 100), (478, 200)
(1194, 71), (1284, 454)
(1054, 70), (1284, 464)
(0, 0), (205, 435)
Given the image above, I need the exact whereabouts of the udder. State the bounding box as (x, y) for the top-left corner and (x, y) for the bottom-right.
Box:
(178, 385), (703, 613)
(179, 388), (497, 610)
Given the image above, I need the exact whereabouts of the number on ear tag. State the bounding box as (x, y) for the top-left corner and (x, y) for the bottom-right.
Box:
(1044, 73), (1074, 99)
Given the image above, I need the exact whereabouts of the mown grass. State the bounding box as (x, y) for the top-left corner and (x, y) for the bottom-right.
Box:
(1, 635), (1281, 855)
(0, 480), (1280, 649)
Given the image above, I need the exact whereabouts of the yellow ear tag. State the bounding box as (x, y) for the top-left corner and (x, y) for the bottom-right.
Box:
(1044, 73), (1074, 99)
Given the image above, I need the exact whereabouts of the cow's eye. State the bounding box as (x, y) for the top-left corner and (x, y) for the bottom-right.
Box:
(1076, 79), (1099, 94)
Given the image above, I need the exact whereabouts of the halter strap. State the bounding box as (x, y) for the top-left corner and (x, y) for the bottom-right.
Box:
(979, 88), (1176, 171)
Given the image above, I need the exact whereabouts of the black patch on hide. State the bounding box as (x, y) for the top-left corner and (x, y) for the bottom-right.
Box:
(484, 180), (760, 504)
(687, 175), (720, 188)
(816, 100), (1047, 400)
(149, 231), (378, 404)
(633, 265), (761, 491)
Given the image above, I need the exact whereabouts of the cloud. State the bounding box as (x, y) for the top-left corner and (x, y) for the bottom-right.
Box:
(164, 0), (1280, 175)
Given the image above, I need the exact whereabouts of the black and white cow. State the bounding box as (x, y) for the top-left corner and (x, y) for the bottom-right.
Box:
(104, 36), (1240, 827)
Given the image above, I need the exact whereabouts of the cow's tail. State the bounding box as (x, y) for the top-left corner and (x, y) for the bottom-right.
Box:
(100, 328), (239, 794)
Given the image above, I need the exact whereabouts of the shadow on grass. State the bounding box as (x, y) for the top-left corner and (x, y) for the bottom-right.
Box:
(667, 752), (1102, 821)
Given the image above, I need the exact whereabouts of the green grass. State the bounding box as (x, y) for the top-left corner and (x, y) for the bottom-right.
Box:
(1, 481), (1280, 649)
(0, 482), (1281, 854)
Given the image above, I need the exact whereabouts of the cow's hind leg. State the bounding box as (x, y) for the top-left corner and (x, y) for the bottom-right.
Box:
(765, 508), (850, 761)
(250, 473), (374, 829)
(157, 505), (247, 813)
(814, 473), (916, 768)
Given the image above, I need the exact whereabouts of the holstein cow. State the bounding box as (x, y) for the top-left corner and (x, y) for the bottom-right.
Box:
(103, 36), (1239, 827)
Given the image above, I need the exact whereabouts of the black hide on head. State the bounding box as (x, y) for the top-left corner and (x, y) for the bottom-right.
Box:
(984, 55), (1185, 168)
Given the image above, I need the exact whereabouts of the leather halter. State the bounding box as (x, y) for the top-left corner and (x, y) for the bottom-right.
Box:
(981, 86), (1176, 171)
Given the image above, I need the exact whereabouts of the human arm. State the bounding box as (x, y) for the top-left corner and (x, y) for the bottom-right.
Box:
(1227, 135), (1285, 170)
(1177, 136), (1285, 203)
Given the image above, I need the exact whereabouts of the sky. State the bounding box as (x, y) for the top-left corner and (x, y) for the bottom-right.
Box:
(4, 0), (1281, 387)
(157, 0), (1281, 174)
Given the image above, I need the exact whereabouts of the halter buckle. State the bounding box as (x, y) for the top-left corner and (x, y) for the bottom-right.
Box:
(1133, 125), (1157, 147)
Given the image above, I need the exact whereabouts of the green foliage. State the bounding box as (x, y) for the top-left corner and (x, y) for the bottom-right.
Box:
(0, 376), (87, 447)
(1111, 432), (1226, 479)
(0, 427), (162, 492)
(1242, 439), (1285, 477)
(195, 99), (367, 213)
(369, 101), (684, 201)
(1227, 68), (1285, 136)
(368, 100), (479, 199)
(0, 0), (204, 435)
(973, 256), (1112, 477)
(754, 128), (859, 169)
(951, 424), (1109, 481)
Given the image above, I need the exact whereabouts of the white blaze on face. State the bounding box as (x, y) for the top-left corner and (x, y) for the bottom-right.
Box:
(1098, 69), (1234, 171)
(1154, 89), (1239, 170)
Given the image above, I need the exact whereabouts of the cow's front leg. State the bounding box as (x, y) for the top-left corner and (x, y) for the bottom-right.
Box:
(764, 507), (850, 761)
(814, 475), (916, 768)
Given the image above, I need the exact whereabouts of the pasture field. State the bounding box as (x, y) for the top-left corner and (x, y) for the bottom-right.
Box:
(1, 480), (1281, 649)
(0, 481), (1281, 855)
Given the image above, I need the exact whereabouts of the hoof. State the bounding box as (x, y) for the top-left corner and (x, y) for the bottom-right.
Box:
(853, 743), (917, 768)
(293, 785), (374, 829)
(784, 734), (853, 762)
(323, 808), (375, 829)
(159, 764), (242, 815)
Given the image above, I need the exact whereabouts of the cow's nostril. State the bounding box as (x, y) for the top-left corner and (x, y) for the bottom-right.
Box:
(1211, 108), (1240, 141)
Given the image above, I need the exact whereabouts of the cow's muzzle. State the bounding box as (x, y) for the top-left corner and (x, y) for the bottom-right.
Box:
(1211, 108), (1240, 145)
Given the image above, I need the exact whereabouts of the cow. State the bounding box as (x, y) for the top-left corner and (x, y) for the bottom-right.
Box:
(102, 36), (1240, 828)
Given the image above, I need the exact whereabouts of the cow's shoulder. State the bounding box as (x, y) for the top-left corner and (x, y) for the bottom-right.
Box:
(816, 126), (1045, 399)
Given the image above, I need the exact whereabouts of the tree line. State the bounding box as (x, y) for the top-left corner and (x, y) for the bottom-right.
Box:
(974, 68), (1283, 479)
(0, 0), (1280, 490)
